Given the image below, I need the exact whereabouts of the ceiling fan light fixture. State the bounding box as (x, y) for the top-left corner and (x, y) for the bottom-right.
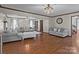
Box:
(44, 4), (53, 14)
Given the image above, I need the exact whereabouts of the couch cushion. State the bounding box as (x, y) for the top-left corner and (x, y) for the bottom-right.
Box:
(57, 28), (60, 32)
(51, 28), (54, 31)
(60, 28), (64, 32)
(54, 28), (57, 32)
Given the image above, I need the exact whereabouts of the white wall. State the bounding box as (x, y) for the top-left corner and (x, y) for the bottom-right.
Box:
(49, 15), (71, 36)
(43, 19), (49, 33)
(0, 8), (50, 33)
(49, 12), (79, 36)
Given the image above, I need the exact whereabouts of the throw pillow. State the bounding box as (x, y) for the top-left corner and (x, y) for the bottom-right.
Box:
(60, 28), (64, 32)
(54, 28), (57, 32)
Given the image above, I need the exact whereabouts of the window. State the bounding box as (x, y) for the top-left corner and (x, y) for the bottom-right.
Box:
(30, 20), (33, 28)
(13, 19), (18, 30)
(0, 20), (3, 32)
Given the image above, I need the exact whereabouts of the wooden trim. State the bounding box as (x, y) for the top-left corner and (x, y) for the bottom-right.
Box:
(6, 16), (26, 19)
(0, 5), (51, 18)
(71, 15), (79, 17)
(52, 11), (79, 17)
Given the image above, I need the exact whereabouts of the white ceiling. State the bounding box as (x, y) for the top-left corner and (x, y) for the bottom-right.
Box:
(1, 4), (79, 17)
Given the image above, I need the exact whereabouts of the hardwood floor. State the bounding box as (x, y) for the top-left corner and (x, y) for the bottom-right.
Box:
(3, 32), (79, 54)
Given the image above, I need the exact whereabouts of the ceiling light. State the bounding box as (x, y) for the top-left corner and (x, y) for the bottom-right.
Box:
(44, 4), (53, 14)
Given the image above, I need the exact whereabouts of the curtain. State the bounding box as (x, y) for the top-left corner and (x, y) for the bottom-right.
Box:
(0, 20), (4, 32)
(7, 17), (18, 32)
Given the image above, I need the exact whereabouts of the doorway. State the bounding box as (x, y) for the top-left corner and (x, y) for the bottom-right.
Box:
(77, 18), (79, 33)
(71, 16), (79, 35)
(40, 20), (43, 32)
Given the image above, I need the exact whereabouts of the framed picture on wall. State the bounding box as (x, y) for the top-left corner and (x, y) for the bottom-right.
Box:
(56, 18), (63, 24)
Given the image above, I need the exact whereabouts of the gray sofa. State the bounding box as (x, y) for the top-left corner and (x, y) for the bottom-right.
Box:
(49, 27), (69, 37)
(2, 32), (21, 43)
(18, 31), (38, 40)
(2, 31), (40, 42)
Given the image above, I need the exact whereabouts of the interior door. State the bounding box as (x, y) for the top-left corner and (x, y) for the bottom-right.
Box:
(40, 20), (43, 32)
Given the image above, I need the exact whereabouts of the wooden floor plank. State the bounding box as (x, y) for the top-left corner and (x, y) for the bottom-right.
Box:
(3, 32), (79, 54)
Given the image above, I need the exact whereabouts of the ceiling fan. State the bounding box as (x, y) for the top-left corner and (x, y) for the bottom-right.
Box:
(44, 4), (53, 14)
